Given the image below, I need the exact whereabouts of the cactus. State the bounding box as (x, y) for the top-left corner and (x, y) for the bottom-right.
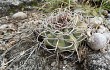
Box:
(37, 11), (87, 52)
(41, 26), (85, 51)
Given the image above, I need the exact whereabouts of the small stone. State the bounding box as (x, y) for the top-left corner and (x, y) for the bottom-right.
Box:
(97, 25), (109, 33)
(64, 60), (67, 64)
(63, 66), (66, 70)
(0, 35), (4, 39)
(103, 32), (110, 41)
(101, 10), (108, 17)
(86, 52), (110, 70)
(74, 8), (85, 13)
(51, 62), (56, 66)
(88, 33), (107, 50)
(11, 1), (21, 6)
(89, 17), (103, 25)
(12, 12), (27, 19)
(107, 14), (110, 18)
(86, 29), (92, 36)
(0, 24), (8, 29)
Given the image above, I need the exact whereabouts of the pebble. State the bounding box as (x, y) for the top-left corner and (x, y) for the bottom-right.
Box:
(12, 12), (27, 19)
(74, 8), (85, 13)
(0, 24), (9, 29)
(103, 32), (110, 41)
(88, 33), (107, 50)
(101, 10), (108, 17)
(11, 1), (21, 6)
(89, 17), (103, 25)
(97, 25), (109, 33)
(51, 62), (56, 66)
(0, 35), (4, 39)
(107, 14), (110, 18)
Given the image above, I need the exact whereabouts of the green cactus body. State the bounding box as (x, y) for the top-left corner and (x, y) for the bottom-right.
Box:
(44, 31), (79, 51)
(44, 33), (55, 47)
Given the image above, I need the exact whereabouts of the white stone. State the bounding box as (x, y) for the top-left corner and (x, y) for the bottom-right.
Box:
(103, 32), (110, 41)
(0, 24), (14, 29)
(97, 25), (109, 33)
(12, 12), (27, 19)
(89, 17), (103, 25)
(0, 24), (8, 29)
(88, 33), (107, 50)
(74, 8), (85, 13)
(11, 1), (21, 6)
(107, 14), (110, 18)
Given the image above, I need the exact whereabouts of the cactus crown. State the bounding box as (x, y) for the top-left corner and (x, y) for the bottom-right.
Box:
(37, 9), (87, 52)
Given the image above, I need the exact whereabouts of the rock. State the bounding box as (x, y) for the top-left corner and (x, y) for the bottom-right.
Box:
(11, 1), (22, 6)
(0, 35), (4, 39)
(51, 62), (56, 66)
(88, 33), (107, 50)
(107, 14), (110, 18)
(0, 24), (15, 29)
(85, 52), (110, 70)
(106, 19), (110, 29)
(101, 10), (108, 17)
(12, 12), (27, 19)
(89, 17), (103, 27)
(74, 8), (85, 14)
(0, 24), (8, 29)
(103, 33), (110, 41)
(97, 25), (109, 33)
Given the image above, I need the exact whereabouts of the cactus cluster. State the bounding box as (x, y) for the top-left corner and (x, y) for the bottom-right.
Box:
(36, 9), (110, 52)
(37, 10), (87, 52)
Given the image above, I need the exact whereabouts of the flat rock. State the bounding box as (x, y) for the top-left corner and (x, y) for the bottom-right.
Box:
(12, 12), (27, 19)
(85, 52), (110, 70)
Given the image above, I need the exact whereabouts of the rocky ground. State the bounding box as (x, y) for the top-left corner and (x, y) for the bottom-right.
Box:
(0, 0), (41, 17)
(0, 0), (110, 70)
